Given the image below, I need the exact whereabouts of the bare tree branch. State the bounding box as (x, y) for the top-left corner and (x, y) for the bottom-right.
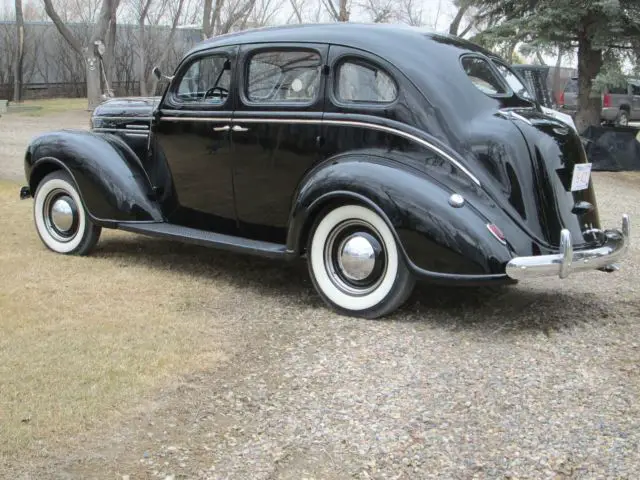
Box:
(43, 0), (83, 53)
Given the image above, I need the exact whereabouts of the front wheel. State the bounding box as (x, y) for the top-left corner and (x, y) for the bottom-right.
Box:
(33, 171), (101, 255)
(307, 204), (415, 319)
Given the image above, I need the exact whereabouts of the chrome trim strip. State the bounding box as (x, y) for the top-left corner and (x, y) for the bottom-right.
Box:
(505, 214), (630, 280)
(94, 116), (152, 121)
(161, 116), (232, 122)
(93, 127), (149, 138)
(124, 132), (150, 138)
(156, 116), (480, 186)
(126, 124), (149, 130)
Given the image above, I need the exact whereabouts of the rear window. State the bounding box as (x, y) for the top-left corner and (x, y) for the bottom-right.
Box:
(461, 56), (507, 96)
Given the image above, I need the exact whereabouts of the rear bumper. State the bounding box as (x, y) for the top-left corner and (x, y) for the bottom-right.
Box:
(506, 215), (630, 280)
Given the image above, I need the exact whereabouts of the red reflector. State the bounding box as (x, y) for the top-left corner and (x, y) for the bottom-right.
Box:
(487, 224), (506, 244)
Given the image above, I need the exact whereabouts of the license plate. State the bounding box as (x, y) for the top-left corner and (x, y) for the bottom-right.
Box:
(570, 163), (592, 191)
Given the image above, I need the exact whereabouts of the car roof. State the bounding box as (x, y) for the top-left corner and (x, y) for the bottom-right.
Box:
(187, 22), (497, 59)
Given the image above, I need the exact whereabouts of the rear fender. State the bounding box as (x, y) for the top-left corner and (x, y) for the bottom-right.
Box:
(25, 130), (163, 225)
(288, 155), (514, 283)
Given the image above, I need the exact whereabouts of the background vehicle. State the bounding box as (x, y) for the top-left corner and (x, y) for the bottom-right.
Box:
(559, 77), (640, 126)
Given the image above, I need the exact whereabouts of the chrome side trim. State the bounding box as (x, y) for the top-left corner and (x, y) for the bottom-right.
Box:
(94, 116), (152, 121)
(161, 116), (232, 123)
(124, 132), (151, 138)
(126, 124), (149, 130)
(93, 128), (149, 138)
(506, 214), (630, 280)
(234, 118), (481, 186)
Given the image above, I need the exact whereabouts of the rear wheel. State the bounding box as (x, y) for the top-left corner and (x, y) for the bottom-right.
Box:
(307, 204), (415, 319)
(33, 171), (101, 255)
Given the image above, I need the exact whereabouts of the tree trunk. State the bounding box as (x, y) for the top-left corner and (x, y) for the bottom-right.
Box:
(138, 0), (153, 96)
(449, 1), (470, 36)
(13, 0), (25, 102)
(552, 46), (565, 105)
(103, 12), (117, 93)
(85, 50), (103, 110)
(575, 34), (603, 133)
(338, 0), (349, 21)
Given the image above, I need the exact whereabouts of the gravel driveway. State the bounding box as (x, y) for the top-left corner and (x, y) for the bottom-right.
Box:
(1, 112), (639, 479)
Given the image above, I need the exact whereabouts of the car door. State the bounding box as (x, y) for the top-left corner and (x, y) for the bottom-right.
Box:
(154, 46), (238, 234)
(231, 43), (328, 244)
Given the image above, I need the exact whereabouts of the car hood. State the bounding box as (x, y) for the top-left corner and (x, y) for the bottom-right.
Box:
(93, 96), (158, 119)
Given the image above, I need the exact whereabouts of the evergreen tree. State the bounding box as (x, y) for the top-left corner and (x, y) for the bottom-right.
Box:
(473, 0), (640, 132)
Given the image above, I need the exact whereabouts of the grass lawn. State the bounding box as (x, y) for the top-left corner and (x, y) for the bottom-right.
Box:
(10, 98), (89, 116)
(0, 179), (229, 463)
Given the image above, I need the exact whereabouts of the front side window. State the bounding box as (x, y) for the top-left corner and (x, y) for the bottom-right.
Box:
(175, 55), (230, 105)
(631, 83), (640, 96)
(492, 61), (534, 100)
(336, 59), (398, 103)
(461, 56), (507, 96)
(246, 50), (322, 103)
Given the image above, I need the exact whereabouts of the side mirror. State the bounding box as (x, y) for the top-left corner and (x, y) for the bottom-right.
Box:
(152, 67), (162, 81)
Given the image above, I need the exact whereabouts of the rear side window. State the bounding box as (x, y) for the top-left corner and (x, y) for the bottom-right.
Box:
(461, 56), (507, 96)
(246, 50), (322, 103)
(336, 59), (398, 103)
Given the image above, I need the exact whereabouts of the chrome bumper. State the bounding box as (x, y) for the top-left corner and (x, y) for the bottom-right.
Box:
(506, 214), (630, 280)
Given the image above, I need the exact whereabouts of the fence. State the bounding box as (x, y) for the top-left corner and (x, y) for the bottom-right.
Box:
(0, 81), (142, 101)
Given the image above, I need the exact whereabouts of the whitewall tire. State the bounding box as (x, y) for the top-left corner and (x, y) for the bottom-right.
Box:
(307, 204), (415, 318)
(33, 171), (101, 255)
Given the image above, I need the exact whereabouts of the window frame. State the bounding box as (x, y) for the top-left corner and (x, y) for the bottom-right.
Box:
(166, 50), (235, 110)
(332, 56), (399, 107)
(459, 53), (512, 99)
(240, 46), (324, 108)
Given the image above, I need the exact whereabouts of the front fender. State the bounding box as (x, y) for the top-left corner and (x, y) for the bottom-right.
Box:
(288, 155), (514, 283)
(25, 130), (163, 224)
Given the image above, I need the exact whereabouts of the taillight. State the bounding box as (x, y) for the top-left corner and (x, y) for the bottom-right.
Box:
(559, 92), (565, 106)
(603, 93), (612, 108)
(487, 224), (507, 245)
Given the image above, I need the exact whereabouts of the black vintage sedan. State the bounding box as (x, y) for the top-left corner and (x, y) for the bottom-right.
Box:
(21, 23), (630, 318)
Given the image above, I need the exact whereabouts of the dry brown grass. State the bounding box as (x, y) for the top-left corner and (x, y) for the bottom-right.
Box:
(0, 179), (230, 463)
(10, 98), (89, 117)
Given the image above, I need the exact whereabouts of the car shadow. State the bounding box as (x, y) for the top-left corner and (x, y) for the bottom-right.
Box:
(95, 235), (615, 334)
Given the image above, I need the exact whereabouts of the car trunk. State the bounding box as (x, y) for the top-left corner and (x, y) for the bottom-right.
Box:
(506, 108), (601, 249)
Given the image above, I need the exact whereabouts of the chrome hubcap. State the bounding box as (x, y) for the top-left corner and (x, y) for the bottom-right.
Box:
(324, 220), (387, 296)
(51, 197), (75, 232)
(43, 190), (79, 242)
(338, 234), (376, 281)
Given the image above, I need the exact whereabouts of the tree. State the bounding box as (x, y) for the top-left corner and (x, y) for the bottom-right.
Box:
(322, 0), (350, 21)
(13, 0), (24, 102)
(473, 0), (640, 132)
(202, 0), (257, 39)
(43, 0), (121, 109)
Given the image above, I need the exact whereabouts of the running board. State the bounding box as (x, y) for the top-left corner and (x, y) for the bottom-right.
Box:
(116, 222), (291, 259)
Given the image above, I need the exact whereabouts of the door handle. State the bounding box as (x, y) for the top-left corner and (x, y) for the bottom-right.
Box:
(232, 125), (249, 132)
(213, 125), (230, 132)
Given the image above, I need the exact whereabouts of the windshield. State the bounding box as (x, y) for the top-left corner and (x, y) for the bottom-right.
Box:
(491, 61), (534, 101)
